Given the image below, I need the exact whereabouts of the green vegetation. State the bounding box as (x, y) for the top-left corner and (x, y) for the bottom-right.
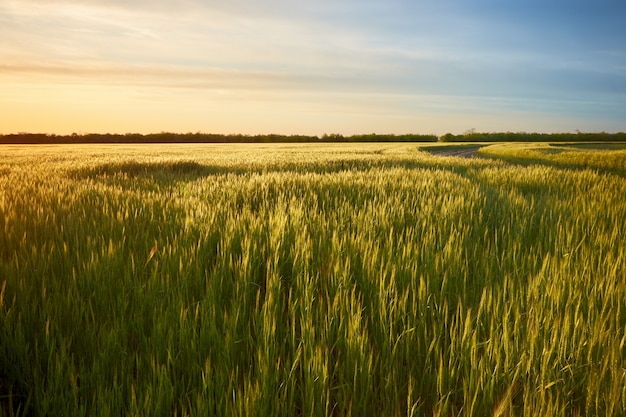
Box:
(1, 143), (625, 416)
(478, 142), (626, 176)
(551, 143), (626, 151)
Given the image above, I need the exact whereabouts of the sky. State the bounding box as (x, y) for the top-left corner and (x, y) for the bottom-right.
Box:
(1, 0), (625, 136)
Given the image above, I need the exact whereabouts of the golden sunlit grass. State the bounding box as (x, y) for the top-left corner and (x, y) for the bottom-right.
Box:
(0, 143), (625, 416)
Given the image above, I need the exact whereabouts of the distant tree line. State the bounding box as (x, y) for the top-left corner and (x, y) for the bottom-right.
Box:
(0, 132), (438, 144)
(439, 131), (626, 142)
(1, 131), (625, 144)
(320, 133), (439, 142)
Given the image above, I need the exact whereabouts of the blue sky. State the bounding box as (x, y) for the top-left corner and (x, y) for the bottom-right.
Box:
(1, 0), (625, 135)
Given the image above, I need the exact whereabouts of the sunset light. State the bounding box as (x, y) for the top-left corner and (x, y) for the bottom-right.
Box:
(1, 0), (625, 135)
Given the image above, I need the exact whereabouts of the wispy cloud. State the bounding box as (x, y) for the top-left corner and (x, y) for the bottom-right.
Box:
(0, 61), (377, 93)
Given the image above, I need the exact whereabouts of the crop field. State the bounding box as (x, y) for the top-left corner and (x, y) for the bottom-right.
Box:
(0, 142), (625, 416)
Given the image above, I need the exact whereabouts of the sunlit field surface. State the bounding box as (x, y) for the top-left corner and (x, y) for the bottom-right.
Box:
(1, 143), (625, 416)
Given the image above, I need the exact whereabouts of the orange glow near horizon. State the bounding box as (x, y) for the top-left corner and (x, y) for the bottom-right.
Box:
(2, 1), (625, 136)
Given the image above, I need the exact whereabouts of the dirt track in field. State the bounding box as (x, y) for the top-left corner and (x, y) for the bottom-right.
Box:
(429, 146), (485, 158)
(437, 148), (480, 158)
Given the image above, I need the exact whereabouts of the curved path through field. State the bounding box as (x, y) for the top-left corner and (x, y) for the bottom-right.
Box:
(424, 145), (485, 158)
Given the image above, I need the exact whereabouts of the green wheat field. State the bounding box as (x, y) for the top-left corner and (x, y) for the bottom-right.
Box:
(1, 142), (625, 416)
